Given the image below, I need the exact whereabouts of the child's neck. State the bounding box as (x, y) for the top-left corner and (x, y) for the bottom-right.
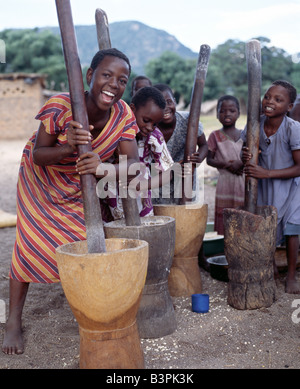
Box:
(222, 125), (240, 141)
(264, 115), (285, 136)
(158, 119), (176, 131)
(157, 119), (176, 142)
(222, 124), (237, 132)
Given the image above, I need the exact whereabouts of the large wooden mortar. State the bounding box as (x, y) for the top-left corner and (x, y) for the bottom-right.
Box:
(153, 203), (208, 297)
(223, 40), (277, 311)
(223, 206), (277, 310)
(104, 216), (176, 339)
(56, 238), (148, 369)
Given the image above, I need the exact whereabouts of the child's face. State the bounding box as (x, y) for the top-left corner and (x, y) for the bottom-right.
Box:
(86, 55), (129, 110)
(217, 100), (239, 127)
(262, 85), (293, 118)
(289, 101), (300, 122)
(132, 79), (151, 96)
(131, 100), (164, 137)
(160, 90), (176, 124)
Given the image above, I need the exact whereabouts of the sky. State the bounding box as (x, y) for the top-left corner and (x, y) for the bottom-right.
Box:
(1, 0), (300, 57)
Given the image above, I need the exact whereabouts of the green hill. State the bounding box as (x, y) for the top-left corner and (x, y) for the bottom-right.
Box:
(44, 20), (197, 74)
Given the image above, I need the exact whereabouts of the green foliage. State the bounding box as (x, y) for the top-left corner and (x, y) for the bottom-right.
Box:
(145, 37), (300, 108)
(146, 51), (196, 106)
(258, 37), (296, 94)
(1, 24), (300, 108)
(212, 39), (248, 99)
(290, 62), (300, 91)
(0, 28), (68, 90)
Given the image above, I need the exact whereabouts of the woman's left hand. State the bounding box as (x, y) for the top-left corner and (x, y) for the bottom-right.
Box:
(67, 121), (93, 151)
(76, 152), (101, 175)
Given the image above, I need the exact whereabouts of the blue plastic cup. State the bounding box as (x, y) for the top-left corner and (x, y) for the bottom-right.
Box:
(191, 293), (209, 313)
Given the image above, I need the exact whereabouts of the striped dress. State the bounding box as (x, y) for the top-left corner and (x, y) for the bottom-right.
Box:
(10, 93), (138, 283)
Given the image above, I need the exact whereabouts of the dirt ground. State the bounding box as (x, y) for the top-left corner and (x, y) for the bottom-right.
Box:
(0, 139), (300, 370)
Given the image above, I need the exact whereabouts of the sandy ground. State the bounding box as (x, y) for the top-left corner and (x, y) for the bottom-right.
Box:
(0, 139), (300, 371)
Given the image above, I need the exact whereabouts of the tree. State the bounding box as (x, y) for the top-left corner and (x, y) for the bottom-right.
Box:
(144, 38), (300, 109)
(2, 27), (300, 104)
(145, 51), (196, 107)
(290, 61), (300, 94)
(256, 36), (296, 93)
(206, 39), (248, 107)
(0, 28), (68, 90)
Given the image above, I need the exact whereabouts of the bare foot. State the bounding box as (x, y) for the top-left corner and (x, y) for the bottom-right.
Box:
(285, 278), (300, 294)
(2, 320), (24, 355)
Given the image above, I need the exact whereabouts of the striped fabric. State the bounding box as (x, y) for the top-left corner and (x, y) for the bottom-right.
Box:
(10, 94), (138, 283)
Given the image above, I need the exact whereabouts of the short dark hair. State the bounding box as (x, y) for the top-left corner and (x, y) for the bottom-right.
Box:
(90, 48), (131, 74)
(272, 80), (297, 103)
(131, 86), (166, 110)
(153, 83), (174, 98)
(131, 76), (152, 95)
(217, 95), (240, 114)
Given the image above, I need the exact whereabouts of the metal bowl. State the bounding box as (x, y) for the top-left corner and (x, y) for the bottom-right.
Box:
(203, 233), (224, 256)
(207, 255), (228, 282)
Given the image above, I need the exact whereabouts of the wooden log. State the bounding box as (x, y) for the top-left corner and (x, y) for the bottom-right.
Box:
(121, 196), (142, 226)
(95, 8), (141, 226)
(222, 41), (278, 310)
(55, 0), (106, 253)
(184, 44), (211, 163)
(95, 8), (111, 50)
(223, 206), (277, 310)
(181, 44), (210, 204)
(244, 39), (262, 214)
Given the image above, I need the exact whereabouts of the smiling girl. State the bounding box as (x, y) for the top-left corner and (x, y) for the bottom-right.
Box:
(242, 80), (300, 294)
(152, 83), (208, 204)
(104, 86), (174, 219)
(2, 48), (139, 355)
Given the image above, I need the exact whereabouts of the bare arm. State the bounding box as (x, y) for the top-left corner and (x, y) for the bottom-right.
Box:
(76, 138), (140, 181)
(243, 148), (300, 179)
(196, 133), (208, 163)
(207, 149), (223, 169)
(33, 121), (92, 166)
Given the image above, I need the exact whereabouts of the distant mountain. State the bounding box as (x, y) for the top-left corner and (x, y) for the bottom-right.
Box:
(43, 21), (197, 74)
